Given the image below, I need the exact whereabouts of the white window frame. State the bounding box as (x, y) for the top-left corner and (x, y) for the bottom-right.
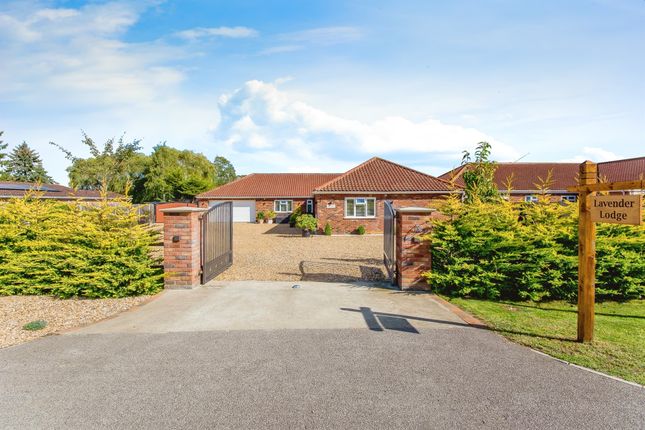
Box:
(524, 195), (539, 203)
(345, 197), (376, 218)
(561, 195), (577, 203)
(306, 199), (313, 214)
(273, 200), (293, 212)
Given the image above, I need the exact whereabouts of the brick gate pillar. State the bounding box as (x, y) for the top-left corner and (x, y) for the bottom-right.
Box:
(161, 207), (207, 289)
(396, 207), (434, 290)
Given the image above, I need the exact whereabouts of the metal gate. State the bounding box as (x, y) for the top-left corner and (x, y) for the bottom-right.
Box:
(383, 200), (397, 285)
(201, 202), (233, 284)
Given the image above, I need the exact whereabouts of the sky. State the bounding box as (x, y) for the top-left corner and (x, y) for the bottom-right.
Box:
(1, 0), (644, 185)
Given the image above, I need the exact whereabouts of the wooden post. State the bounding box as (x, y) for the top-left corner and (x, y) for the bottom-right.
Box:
(577, 161), (597, 342)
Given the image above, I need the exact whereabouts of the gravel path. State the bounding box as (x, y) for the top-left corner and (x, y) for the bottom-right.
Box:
(215, 223), (387, 282)
(0, 295), (154, 348)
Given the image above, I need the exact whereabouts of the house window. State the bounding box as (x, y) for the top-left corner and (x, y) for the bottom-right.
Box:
(524, 195), (538, 203)
(561, 195), (577, 203)
(345, 197), (376, 218)
(306, 199), (313, 214)
(274, 200), (293, 212)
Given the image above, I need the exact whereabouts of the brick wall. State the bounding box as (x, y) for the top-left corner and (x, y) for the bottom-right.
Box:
(255, 198), (309, 222)
(396, 208), (433, 290)
(314, 194), (448, 234)
(162, 207), (206, 288)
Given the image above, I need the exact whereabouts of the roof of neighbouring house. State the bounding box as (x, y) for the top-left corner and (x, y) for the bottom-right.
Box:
(313, 157), (454, 193)
(195, 173), (341, 199)
(597, 156), (645, 183)
(439, 163), (580, 191)
(0, 181), (123, 200)
(439, 156), (645, 192)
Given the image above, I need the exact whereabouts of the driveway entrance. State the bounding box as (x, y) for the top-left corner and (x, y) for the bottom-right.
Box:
(70, 281), (464, 333)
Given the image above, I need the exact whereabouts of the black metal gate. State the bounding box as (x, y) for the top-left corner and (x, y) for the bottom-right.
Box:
(383, 200), (397, 285)
(201, 202), (233, 284)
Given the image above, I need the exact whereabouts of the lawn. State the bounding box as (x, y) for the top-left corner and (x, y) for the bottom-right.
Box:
(446, 298), (645, 385)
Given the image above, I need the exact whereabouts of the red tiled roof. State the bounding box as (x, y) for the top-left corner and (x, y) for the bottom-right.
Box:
(598, 157), (645, 183)
(196, 173), (341, 199)
(314, 157), (453, 193)
(441, 163), (580, 191)
(0, 181), (123, 200)
(440, 157), (645, 191)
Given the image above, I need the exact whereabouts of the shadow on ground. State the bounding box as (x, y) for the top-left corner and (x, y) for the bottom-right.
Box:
(293, 260), (386, 283)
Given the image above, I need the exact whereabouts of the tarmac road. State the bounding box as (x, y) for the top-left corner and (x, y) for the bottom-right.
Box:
(1, 282), (643, 429)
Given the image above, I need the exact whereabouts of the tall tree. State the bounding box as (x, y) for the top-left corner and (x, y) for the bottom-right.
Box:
(51, 132), (147, 194)
(5, 142), (53, 183)
(139, 145), (216, 202)
(213, 155), (237, 185)
(461, 141), (499, 203)
(0, 131), (9, 180)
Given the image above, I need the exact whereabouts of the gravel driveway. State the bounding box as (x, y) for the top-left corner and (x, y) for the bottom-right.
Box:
(214, 223), (387, 282)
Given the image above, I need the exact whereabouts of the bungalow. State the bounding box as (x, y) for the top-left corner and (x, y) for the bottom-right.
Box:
(439, 156), (645, 203)
(196, 157), (454, 233)
(0, 181), (122, 201)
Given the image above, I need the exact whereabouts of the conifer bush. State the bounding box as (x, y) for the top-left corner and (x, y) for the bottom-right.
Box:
(0, 192), (163, 298)
(424, 196), (644, 302)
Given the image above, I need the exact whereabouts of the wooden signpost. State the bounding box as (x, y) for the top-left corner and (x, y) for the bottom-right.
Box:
(567, 162), (644, 342)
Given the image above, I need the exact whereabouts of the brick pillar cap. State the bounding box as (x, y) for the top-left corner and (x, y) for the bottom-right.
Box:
(397, 207), (436, 214)
(160, 207), (207, 213)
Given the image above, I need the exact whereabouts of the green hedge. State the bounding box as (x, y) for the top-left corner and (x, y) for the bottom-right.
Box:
(424, 196), (645, 301)
(0, 193), (163, 298)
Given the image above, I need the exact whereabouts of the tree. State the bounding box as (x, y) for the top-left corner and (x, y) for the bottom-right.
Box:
(461, 141), (499, 203)
(5, 142), (53, 183)
(0, 131), (9, 180)
(51, 132), (147, 195)
(138, 145), (216, 202)
(213, 155), (237, 185)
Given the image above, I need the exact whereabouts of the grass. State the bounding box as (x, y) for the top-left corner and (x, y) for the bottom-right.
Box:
(446, 298), (645, 385)
(22, 320), (47, 331)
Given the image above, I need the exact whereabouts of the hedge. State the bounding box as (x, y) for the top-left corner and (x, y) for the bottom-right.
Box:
(0, 193), (163, 298)
(424, 196), (645, 301)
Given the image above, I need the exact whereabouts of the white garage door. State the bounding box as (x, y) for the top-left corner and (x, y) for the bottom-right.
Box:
(209, 200), (256, 223)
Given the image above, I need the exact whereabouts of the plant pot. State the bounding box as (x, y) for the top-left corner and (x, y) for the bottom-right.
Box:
(302, 229), (311, 237)
(267, 219), (274, 224)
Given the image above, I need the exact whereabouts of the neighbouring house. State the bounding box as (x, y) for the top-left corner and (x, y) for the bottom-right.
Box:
(439, 156), (645, 203)
(0, 181), (123, 201)
(196, 157), (455, 233)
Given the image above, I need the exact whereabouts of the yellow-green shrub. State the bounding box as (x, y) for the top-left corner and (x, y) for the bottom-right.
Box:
(424, 196), (645, 301)
(0, 193), (163, 298)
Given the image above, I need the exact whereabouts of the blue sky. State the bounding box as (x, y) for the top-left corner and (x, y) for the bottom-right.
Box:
(1, 0), (644, 184)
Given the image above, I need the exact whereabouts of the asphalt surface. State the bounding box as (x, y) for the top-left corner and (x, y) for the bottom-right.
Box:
(1, 283), (644, 429)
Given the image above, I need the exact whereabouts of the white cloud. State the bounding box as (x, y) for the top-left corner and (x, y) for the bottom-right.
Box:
(214, 80), (519, 171)
(281, 26), (363, 45)
(561, 146), (620, 163)
(175, 26), (258, 40)
(0, 1), (222, 183)
(259, 45), (302, 55)
(0, 2), (184, 106)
